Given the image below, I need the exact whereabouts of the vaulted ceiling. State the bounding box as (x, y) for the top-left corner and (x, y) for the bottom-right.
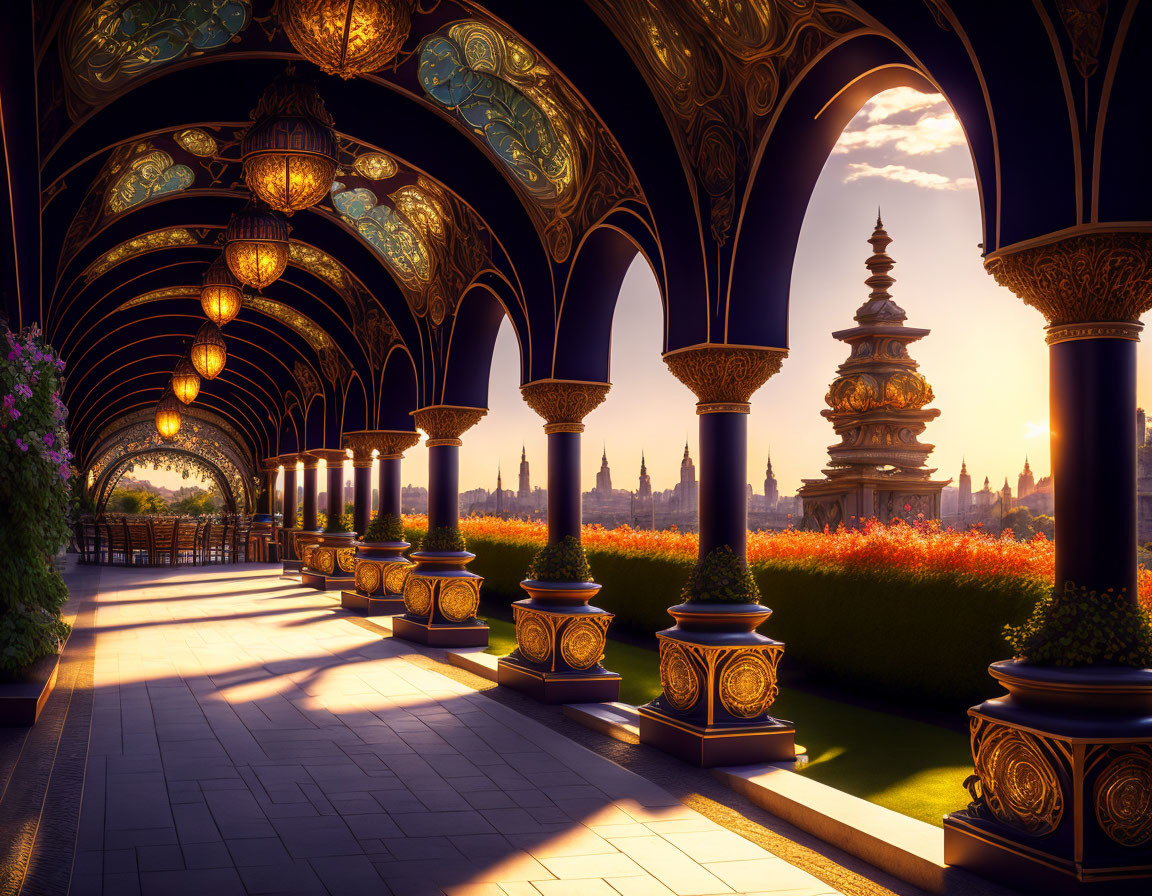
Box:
(3, 0), (1148, 483)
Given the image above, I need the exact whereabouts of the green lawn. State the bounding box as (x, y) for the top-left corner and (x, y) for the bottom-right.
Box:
(482, 615), (972, 827)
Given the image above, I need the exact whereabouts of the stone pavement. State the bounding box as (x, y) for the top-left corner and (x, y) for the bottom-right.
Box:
(65, 564), (853, 896)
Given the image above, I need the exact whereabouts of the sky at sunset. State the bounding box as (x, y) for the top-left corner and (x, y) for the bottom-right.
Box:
(151, 88), (1152, 503)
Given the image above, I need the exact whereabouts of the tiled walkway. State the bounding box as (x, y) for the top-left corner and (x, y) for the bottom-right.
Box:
(56, 565), (865, 895)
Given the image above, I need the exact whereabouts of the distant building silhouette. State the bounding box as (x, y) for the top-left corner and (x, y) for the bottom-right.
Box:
(764, 454), (778, 510)
(595, 448), (612, 493)
(1017, 457), (1035, 500)
(518, 446), (530, 499)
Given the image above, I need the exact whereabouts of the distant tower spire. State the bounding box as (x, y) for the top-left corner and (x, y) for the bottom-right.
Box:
(961, 456), (968, 474)
(856, 214), (906, 323)
(496, 465), (504, 516)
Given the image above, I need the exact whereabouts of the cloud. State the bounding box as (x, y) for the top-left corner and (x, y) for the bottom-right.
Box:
(843, 162), (976, 191)
(833, 113), (965, 155)
(860, 87), (946, 122)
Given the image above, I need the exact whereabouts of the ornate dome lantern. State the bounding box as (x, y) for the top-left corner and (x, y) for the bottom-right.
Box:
(278, 0), (412, 79)
(155, 390), (183, 440)
(224, 202), (290, 289)
(241, 67), (338, 213)
(200, 255), (243, 326)
(190, 320), (227, 380)
(170, 357), (201, 405)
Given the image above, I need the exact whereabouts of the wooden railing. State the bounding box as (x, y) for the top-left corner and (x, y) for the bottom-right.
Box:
(73, 515), (259, 566)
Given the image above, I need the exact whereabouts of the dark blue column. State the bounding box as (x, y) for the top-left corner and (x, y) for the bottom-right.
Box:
(428, 444), (459, 531)
(698, 410), (749, 561)
(327, 462), (343, 523)
(379, 456), (401, 517)
(353, 463), (372, 535)
(548, 431), (581, 543)
(302, 460), (319, 531)
(283, 465), (298, 528)
(1050, 336), (1138, 600)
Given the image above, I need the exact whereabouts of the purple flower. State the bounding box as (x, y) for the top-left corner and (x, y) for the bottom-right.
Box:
(14, 383), (32, 399)
(55, 358), (66, 371)
(43, 432), (54, 447)
(15, 438), (28, 452)
(9, 408), (19, 420)
(2, 394), (12, 410)
(58, 463), (70, 479)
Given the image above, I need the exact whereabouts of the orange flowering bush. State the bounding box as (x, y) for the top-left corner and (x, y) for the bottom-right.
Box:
(403, 514), (1152, 614)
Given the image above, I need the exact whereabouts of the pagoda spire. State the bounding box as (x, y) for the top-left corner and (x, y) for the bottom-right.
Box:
(856, 213), (906, 324)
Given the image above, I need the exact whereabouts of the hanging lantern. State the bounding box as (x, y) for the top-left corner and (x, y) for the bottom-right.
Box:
(155, 391), (183, 440)
(242, 67), (339, 213)
(190, 320), (227, 380)
(201, 255), (243, 326)
(278, 0), (411, 79)
(170, 357), (201, 405)
(224, 202), (290, 289)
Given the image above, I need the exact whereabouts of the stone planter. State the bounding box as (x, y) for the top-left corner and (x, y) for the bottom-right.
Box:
(392, 551), (488, 647)
(301, 531), (357, 591)
(341, 541), (414, 615)
(287, 529), (322, 577)
(497, 580), (620, 704)
(638, 602), (794, 767)
(944, 660), (1152, 894)
(0, 648), (65, 726)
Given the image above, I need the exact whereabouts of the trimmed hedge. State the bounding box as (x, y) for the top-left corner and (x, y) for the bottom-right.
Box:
(449, 530), (1042, 705)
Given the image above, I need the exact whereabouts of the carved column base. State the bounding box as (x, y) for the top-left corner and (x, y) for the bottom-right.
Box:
(392, 551), (488, 647)
(497, 581), (620, 704)
(638, 603), (794, 767)
(283, 529), (322, 576)
(301, 531), (358, 591)
(944, 662), (1152, 895)
(341, 541), (414, 615)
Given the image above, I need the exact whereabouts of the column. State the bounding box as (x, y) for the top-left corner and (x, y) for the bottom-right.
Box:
(309, 449), (346, 530)
(281, 457), (298, 529)
(302, 454), (319, 531)
(346, 442), (374, 537)
(639, 345), (793, 767)
(392, 406), (488, 647)
(944, 233), (1152, 891)
(501, 380), (621, 703)
(304, 448), (354, 588)
(377, 430), (420, 518)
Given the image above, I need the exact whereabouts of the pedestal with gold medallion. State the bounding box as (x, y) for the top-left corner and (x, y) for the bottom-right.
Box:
(301, 531), (357, 591)
(639, 603), (794, 767)
(340, 540), (413, 615)
(285, 529), (323, 579)
(498, 581), (620, 703)
(392, 551), (488, 646)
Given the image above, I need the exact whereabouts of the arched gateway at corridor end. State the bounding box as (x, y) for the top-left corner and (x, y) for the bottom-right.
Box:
(3, 3), (1152, 895)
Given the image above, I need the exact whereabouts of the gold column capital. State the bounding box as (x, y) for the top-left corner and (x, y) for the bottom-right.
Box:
(343, 428), (421, 461)
(412, 405), (487, 447)
(300, 453), (320, 470)
(521, 379), (610, 434)
(985, 231), (1152, 343)
(663, 344), (787, 414)
(260, 458), (281, 473)
(276, 453), (305, 468)
(308, 448), (348, 465)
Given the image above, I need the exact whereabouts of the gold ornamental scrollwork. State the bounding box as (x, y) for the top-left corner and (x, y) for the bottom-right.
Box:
(300, 543), (317, 568)
(514, 607), (553, 664)
(313, 547), (335, 575)
(719, 648), (781, 719)
(337, 547), (356, 574)
(663, 345), (787, 413)
(403, 575), (433, 616)
(985, 232), (1152, 326)
(355, 561), (382, 594)
(660, 642), (700, 711)
(384, 561), (414, 594)
(412, 406), (487, 447)
(1093, 747), (1152, 848)
(560, 616), (610, 670)
(521, 380), (611, 434)
(342, 430), (382, 467)
(439, 578), (481, 622)
(376, 430), (421, 459)
(971, 719), (1065, 838)
(1045, 321), (1144, 345)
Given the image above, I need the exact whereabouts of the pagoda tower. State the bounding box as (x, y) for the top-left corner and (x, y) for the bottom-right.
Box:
(799, 215), (950, 527)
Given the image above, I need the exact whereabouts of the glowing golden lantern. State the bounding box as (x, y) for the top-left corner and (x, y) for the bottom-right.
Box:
(278, 0), (411, 79)
(190, 320), (227, 380)
(242, 68), (338, 213)
(224, 203), (290, 289)
(170, 357), (201, 405)
(200, 255), (243, 326)
(155, 391), (183, 440)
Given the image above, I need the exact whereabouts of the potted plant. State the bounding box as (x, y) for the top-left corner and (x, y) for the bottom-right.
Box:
(639, 545), (794, 766)
(394, 526), (487, 647)
(0, 326), (73, 724)
(340, 513), (413, 615)
(498, 536), (620, 703)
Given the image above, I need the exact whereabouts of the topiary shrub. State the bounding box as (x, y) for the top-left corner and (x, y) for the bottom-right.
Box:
(420, 526), (466, 552)
(1, 326), (73, 674)
(681, 545), (761, 604)
(364, 512), (405, 543)
(525, 535), (593, 583)
(1005, 583), (1152, 667)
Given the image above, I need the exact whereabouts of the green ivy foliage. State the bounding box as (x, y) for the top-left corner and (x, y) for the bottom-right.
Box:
(323, 511), (353, 533)
(1, 326), (73, 673)
(525, 535), (594, 583)
(364, 513), (405, 543)
(420, 526), (467, 552)
(1005, 583), (1152, 667)
(680, 545), (762, 604)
